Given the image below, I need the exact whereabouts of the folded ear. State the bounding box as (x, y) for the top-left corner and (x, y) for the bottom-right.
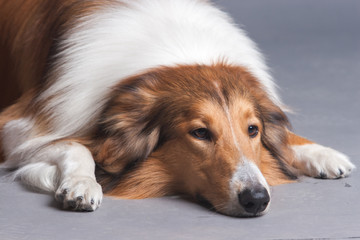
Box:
(90, 73), (162, 174)
(253, 91), (298, 181)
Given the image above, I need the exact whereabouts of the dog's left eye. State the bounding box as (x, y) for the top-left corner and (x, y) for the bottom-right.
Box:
(190, 128), (211, 140)
(248, 125), (259, 138)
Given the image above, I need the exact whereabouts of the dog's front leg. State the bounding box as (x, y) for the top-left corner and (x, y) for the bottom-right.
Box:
(52, 141), (103, 211)
(2, 117), (103, 211)
(2, 129), (103, 210)
(287, 131), (355, 179)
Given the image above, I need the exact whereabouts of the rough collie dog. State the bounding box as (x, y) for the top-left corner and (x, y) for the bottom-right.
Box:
(0, 0), (355, 217)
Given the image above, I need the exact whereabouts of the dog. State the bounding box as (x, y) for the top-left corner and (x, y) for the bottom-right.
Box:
(0, 0), (355, 217)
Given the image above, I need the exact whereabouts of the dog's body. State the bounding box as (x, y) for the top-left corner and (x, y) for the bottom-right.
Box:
(0, 0), (355, 217)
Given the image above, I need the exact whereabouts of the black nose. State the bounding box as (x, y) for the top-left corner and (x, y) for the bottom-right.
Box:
(238, 187), (270, 215)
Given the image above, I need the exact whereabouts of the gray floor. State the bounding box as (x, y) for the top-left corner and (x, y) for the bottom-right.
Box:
(1, 1), (360, 239)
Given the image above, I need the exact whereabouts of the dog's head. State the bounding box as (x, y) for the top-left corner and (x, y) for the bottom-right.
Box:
(93, 64), (296, 217)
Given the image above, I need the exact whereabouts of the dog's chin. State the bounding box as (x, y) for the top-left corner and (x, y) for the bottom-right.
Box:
(199, 196), (271, 218)
(217, 205), (270, 218)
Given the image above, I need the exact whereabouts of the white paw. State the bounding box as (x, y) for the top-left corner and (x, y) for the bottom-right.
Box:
(292, 144), (356, 179)
(55, 176), (103, 211)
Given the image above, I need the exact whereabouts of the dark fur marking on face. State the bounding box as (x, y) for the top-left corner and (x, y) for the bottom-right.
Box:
(253, 94), (297, 180)
(259, 113), (297, 180)
(95, 157), (144, 193)
(261, 138), (298, 180)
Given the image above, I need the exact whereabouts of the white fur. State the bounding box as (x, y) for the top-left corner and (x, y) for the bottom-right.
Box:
(53, 142), (102, 211)
(38, 0), (281, 136)
(1, 119), (57, 191)
(1, 118), (102, 210)
(226, 158), (270, 216)
(292, 144), (355, 178)
(10, 162), (59, 192)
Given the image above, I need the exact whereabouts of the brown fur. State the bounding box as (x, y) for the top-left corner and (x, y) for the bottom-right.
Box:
(0, 0), (120, 160)
(86, 65), (297, 202)
(0, 0), (302, 206)
(288, 131), (313, 146)
(0, 0), (119, 110)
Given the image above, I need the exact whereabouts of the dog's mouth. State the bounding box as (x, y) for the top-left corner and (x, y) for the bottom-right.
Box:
(195, 193), (215, 211)
(195, 188), (270, 218)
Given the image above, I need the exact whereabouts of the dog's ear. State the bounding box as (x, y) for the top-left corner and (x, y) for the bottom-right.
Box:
(252, 91), (298, 182)
(90, 73), (163, 174)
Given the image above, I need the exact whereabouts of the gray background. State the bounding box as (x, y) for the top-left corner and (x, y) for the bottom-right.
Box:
(1, 0), (360, 239)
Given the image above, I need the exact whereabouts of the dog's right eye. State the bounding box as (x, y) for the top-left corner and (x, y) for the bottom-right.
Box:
(248, 125), (259, 138)
(190, 128), (211, 141)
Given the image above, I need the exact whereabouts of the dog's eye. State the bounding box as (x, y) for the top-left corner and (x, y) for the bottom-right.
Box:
(248, 125), (259, 138)
(190, 128), (211, 140)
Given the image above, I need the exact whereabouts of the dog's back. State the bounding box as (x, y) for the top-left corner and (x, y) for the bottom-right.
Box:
(0, 0), (60, 108)
(0, 0), (118, 109)
(0, 0), (355, 217)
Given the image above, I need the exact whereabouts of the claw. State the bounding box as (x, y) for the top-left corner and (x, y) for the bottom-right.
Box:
(319, 172), (327, 179)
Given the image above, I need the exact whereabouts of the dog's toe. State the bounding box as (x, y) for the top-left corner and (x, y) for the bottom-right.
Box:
(55, 189), (67, 202)
(55, 176), (103, 211)
(318, 172), (327, 179)
(292, 144), (356, 179)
